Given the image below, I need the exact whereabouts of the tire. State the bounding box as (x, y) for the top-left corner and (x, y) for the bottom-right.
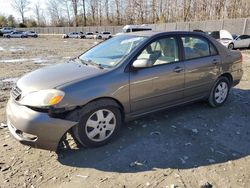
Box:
(7, 35), (10, 38)
(208, 77), (231, 107)
(34, 35), (38, 38)
(228, 43), (234, 50)
(70, 99), (122, 147)
(98, 36), (102, 39)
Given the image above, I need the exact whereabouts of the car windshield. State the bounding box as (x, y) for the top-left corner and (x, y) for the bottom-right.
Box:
(206, 31), (220, 40)
(79, 35), (147, 68)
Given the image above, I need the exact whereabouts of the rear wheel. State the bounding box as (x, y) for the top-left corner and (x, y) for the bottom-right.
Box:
(228, 43), (234, 50)
(208, 77), (230, 107)
(71, 99), (122, 147)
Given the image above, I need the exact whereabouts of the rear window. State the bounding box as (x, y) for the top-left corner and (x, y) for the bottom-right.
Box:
(131, 28), (152, 32)
(206, 31), (220, 40)
(181, 36), (210, 60)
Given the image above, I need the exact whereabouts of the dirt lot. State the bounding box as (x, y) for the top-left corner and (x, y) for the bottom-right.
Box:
(0, 36), (250, 188)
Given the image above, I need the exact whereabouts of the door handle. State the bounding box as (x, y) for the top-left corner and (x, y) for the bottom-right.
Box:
(174, 66), (183, 73)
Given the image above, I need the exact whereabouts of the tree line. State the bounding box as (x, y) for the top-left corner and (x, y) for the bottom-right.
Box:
(0, 0), (250, 27)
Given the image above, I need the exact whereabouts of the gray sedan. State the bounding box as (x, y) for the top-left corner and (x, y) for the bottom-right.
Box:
(3, 31), (28, 38)
(6, 31), (243, 150)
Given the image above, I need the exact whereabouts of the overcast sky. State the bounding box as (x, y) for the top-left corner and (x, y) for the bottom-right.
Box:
(0, 0), (47, 22)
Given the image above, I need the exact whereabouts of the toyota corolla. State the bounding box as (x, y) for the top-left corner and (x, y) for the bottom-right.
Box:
(6, 31), (243, 150)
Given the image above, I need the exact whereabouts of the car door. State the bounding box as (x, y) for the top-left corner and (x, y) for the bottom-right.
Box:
(129, 36), (185, 113)
(235, 35), (250, 48)
(180, 35), (221, 100)
(12, 32), (18, 38)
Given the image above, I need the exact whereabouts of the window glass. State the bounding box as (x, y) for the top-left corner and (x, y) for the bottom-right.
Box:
(239, 35), (250, 39)
(210, 43), (218, 56)
(137, 37), (179, 66)
(181, 36), (210, 60)
(79, 35), (147, 68)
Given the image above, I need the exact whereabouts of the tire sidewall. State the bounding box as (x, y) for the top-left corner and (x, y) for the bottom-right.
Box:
(75, 105), (122, 147)
(210, 77), (230, 107)
(228, 43), (234, 50)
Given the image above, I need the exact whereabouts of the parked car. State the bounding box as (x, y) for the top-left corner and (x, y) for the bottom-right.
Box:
(3, 31), (28, 38)
(62, 32), (84, 39)
(25, 31), (38, 38)
(82, 32), (94, 39)
(206, 30), (233, 48)
(228, 35), (250, 49)
(6, 31), (243, 150)
(116, 25), (152, 36)
(96, 31), (112, 39)
(0, 27), (15, 35)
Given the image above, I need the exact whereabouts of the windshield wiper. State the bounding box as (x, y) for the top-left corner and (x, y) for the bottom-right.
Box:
(79, 58), (104, 69)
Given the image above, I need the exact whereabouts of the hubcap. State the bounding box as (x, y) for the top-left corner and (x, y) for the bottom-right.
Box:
(85, 109), (116, 142)
(215, 82), (228, 104)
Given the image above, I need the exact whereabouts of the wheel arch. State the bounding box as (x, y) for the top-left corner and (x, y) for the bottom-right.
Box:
(219, 73), (233, 86)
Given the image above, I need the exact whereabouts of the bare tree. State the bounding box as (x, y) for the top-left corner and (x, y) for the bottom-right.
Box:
(62, 0), (72, 26)
(82, 0), (87, 26)
(20, 0), (250, 27)
(47, 0), (63, 26)
(33, 2), (41, 26)
(11, 0), (30, 23)
(71, 0), (79, 26)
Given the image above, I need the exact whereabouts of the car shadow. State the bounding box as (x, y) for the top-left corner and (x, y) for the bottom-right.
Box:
(57, 88), (250, 173)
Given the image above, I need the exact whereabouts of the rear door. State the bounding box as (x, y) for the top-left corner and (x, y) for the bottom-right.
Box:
(180, 35), (221, 100)
(235, 35), (250, 48)
(129, 35), (185, 113)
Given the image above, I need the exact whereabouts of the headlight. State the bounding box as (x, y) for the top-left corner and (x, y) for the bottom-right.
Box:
(19, 89), (65, 107)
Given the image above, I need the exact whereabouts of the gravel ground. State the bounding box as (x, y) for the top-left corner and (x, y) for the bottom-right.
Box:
(0, 36), (250, 188)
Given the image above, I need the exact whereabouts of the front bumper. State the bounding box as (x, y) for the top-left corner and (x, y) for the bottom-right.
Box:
(6, 98), (77, 151)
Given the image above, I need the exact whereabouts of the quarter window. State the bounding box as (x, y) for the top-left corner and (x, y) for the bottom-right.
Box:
(210, 43), (218, 56)
(137, 37), (179, 66)
(181, 36), (210, 60)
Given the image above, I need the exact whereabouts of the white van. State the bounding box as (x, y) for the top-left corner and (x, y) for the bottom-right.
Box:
(122, 25), (152, 33)
(115, 25), (152, 36)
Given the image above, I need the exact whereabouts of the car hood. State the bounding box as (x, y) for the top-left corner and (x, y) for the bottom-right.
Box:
(17, 60), (103, 94)
(220, 30), (233, 40)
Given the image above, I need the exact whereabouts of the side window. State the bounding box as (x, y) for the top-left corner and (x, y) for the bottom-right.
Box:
(181, 36), (210, 60)
(210, 43), (218, 56)
(137, 37), (179, 66)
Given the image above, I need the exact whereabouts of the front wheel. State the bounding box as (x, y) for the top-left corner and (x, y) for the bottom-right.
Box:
(208, 77), (230, 107)
(228, 43), (234, 50)
(72, 100), (122, 147)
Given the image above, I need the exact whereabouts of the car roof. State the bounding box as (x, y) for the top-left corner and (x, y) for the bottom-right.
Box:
(123, 31), (210, 37)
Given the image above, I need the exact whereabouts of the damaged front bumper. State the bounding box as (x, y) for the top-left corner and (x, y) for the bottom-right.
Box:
(6, 98), (77, 151)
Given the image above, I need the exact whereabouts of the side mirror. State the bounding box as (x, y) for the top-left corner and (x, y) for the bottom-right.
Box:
(132, 59), (153, 68)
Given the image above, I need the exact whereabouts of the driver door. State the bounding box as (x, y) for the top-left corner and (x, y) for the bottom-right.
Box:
(129, 36), (185, 113)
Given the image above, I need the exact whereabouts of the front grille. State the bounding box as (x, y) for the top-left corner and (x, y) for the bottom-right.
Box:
(11, 86), (22, 100)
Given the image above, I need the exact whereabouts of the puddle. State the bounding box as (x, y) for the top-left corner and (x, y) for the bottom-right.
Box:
(0, 77), (19, 90)
(0, 56), (63, 66)
(9, 46), (26, 52)
(32, 57), (48, 64)
(0, 58), (29, 63)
